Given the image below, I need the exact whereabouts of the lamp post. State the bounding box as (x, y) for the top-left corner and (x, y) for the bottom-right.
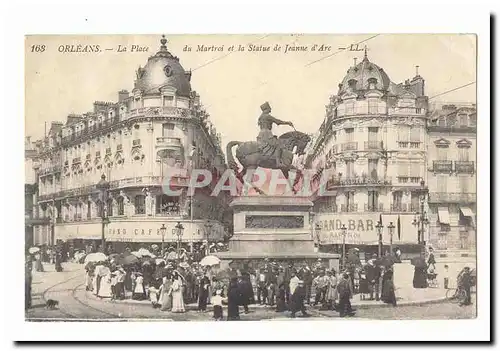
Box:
(159, 224), (167, 255)
(412, 179), (429, 249)
(205, 221), (213, 256)
(387, 222), (395, 255)
(173, 221), (184, 259)
(376, 221), (384, 257)
(314, 223), (321, 252)
(341, 223), (347, 270)
(96, 174), (110, 254)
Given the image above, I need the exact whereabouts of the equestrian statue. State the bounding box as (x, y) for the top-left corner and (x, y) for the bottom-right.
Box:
(226, 102), (311, 195)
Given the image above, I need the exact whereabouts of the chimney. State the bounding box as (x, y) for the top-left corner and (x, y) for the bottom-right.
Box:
(118, 90), (129, 102)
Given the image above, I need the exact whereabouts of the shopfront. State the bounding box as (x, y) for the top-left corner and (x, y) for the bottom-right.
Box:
(54, 218), (225, 251)
(315, 213), (421, 259)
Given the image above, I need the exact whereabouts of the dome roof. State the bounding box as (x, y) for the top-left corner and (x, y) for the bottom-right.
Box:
(338, 50), (391, 95)
(134, 36), (192, 97)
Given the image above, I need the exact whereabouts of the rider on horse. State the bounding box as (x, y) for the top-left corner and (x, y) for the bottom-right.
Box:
(257, 102), (294, 168)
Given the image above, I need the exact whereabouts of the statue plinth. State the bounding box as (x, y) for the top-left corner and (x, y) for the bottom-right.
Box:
(218, 195), (340, 268)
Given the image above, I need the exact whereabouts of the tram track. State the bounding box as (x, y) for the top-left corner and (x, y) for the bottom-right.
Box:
(38, 272), (122, 320)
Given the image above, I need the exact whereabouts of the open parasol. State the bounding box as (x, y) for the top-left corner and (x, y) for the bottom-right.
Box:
(117, 253), (139, 266)
(28, 247), (40, 254)
(200, 255), (221, 267)
(155, 258), (166, 265)
(131, 251), (141, 258)
(84, 252), (107, 264)
(138, 248), (156, 258)
(166, 252), (178, 261)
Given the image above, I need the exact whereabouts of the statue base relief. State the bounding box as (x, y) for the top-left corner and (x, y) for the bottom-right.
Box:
(215, 196), (340, 269)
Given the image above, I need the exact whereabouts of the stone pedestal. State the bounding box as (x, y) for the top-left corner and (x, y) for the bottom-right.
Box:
(217, 196), (340, 268)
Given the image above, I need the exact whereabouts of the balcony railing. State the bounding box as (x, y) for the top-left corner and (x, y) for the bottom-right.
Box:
(132, 139), (141, 147)
(429, 192), (476, 203)
(390, 203), (410, 212)
(340, 203), (358, 212)
(117, 144), (123, 152)
(397, 141), (422, 148)
(341, 142), (358, 151)
(454, 161), (475, 174)
(156, 137), (182, 148)
(364, 203), (384, 212)
(364, 141), (383, 150)
(327, 175), (392, 188)
(397, 176), (422, 184)
(432, 160), (453, 173)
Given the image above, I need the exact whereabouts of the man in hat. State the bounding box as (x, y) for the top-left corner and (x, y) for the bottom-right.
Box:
(364, 254), (381, 301)
(257, 102), (295, 168)
(290, 280), (310, 318)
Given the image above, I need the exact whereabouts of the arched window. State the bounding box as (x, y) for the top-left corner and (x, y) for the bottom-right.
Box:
(95, 200), (103, 218)
(87, 201), (92, 219)
(107, 198), (113, 217)
(156, 194), (180, 215)
(117, 197), (124, 216)
(135, 195), (145, 214)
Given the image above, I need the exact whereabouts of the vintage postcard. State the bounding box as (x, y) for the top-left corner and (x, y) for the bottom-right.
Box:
(24, 33), (478, 330)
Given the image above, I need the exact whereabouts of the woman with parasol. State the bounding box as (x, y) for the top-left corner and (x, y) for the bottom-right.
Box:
(171, 270), (186, 313)
(159, 272), (173, 311)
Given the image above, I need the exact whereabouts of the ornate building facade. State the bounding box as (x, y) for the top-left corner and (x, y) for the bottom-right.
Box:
(306, 51), (431, 252)
(426, 104), (476, 253)
(31, 36), (230, 251)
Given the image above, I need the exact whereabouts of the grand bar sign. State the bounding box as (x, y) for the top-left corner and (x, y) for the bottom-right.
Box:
(315, 213), (417, 245)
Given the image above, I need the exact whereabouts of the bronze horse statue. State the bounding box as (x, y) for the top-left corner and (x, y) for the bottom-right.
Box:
(226, 131), (311, 195)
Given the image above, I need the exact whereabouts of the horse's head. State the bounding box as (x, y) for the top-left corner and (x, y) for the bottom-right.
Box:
(279, 131), (311, 155)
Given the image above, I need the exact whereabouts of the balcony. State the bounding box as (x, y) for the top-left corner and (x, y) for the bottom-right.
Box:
(341, 142), (358, 151)
(388, 106), (425, 116)
(432, 160), (453, 173)
(132, 139), (141, 147)
(364, 141), (383, 150)
(397, 176), (422, 184)
(455, 161), (475, 174)
(106, 148), (112, 155)
(390, 203), (410, 212)
(340, 203), (358, 212)
(156, 137), (182, 149)
(429, 192), (476, 204)
(327, 175), (392, 188)
(117, 144), (123, 152)
(364, 203), (384, 212)
(397, 141), (422, 149)
(72, 157), (81, 164)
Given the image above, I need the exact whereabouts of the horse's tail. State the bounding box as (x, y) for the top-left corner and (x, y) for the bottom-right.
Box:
(226, 141), (241, 171)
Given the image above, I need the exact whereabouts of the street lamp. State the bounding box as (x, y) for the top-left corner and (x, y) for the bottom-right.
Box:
(412, 179), (429, 248)
(314, 223), (321, 252)
(173, 221), (184, 259)
(387, 222), (395, 255)
(341, 223), (347, 269)
(159, 224), (167, 255)
(205, 221), (213, 256)
(96, 174), (110, 254)
(375, 221), (384, 257)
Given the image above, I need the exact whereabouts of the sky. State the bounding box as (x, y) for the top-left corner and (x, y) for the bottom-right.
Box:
(25, 34), (477, 150)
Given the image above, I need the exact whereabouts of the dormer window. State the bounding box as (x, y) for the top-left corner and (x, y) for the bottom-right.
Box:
(458, 114), (468, 127)
(367, 77), (378, 90)
(163, 95), (174, 107)
(348, 79), (357, 90)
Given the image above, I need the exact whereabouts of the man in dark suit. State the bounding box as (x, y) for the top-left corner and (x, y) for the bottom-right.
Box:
(290, 280), (309, 318)
(364, 255), (381, 301)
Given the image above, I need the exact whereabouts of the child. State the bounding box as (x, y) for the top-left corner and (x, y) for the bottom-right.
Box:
(212, 289), (224, 321)
(149, 286), (160, 308)
(443, 264), (450, 289)
(110, 273), (118, 301)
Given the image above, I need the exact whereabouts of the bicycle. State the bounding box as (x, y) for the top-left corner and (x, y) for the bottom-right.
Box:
(446, 286), (467, 303)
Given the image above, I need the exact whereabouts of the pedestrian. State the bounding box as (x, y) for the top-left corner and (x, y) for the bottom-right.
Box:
(132, 272), (146, 300)
(459, 267), (473, 306)
(427, 247), (436, 271)
(381, 269), (397, 306)
(171, 271), (186, 313)
(313, 271), (328, 307)
(443, 264), (450, 289)
(325, 270), (338, 310)
(212, 289), (225, 321)
(358, 269), (369, 301)
(149, 286), (160, 308)
(290, 280), (309, 318)
(198, 274), (210, 312)
(364, 255), (381, 300)
(160, 274), (173, 311)
(34, 253), (44, 272)
(337, 273), (355, 317)
(256, 269), (268, 305)
(227, 277), (241, 321)
(275, 282), (287, 312)
(289, 270), (300, 296)
(25, 256), (33, 310)
(301, 264), (313, 305)
(110, 272), (118, 301)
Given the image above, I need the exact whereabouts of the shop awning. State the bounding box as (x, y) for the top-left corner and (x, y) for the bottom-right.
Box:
(460, 207), (474, 217)
(438, 207), (450, 224)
